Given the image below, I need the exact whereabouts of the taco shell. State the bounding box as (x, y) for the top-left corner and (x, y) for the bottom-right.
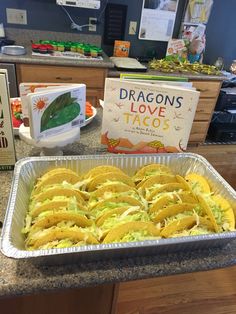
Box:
(32, 187), (86, 205)
(83, 165), (126, 179)
(133, 163), (172, 182)
(211, 195), (235, 230)
(185, 173), (211, 194)
(149, 191), (197, 213)
(146, 183), (187, 201)
(29, 211), (92, 233)
(152, 203), (198, 223)
(87, 172), (135, 192)
(92, 195), (144, 211)
(90, 182), (136, 199)
(26, 226), (99, 249)
(197, 195), (220, 232)
(137, 174), (177, 189)
(96, 206), (140, 226)
(33, 171), (81, 194)
(102, 221), (160, 243)
(30, 199), (87, 219)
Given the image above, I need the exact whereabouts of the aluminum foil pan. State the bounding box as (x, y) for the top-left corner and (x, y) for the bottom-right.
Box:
(1, 153), (236, 265)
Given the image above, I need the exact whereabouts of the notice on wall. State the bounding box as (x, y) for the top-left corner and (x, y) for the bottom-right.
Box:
(139, 0), (179, 41)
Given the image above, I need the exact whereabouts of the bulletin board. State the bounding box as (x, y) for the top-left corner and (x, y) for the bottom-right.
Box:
(139, 0), (179, 42)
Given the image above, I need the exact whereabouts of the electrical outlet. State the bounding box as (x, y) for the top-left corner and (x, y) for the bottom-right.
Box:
(89, 17), (97, 32)
(6, 8), (27, 25)
(129, 21), (137, 35)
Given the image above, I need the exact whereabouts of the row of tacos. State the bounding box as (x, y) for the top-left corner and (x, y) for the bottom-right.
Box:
(22, 163), (235, 251)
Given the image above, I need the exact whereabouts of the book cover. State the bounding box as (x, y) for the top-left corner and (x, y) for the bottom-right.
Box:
(0, 70), (16, 170)
(101, 78), (200, 154)
(28, 85), (85, 140)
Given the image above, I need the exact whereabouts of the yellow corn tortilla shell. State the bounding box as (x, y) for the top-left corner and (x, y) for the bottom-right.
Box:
(185, 173), (211, 194)
(152, 203), (198, 223)
(92, 195), (144, 211)
(197, 195), (219, 232)
(83, 165), (125, 179)
(33, 172), (81, 194)
(175, 175), (191, 191)
(148, 192), (197, 214)
(212, 195), (235, 230)
(96, 206), (139, 226)
(133, 163), (173, 183)
(146, 183), (187, 201)
(26, 226), (99, 249)
(30, 199), (87, 219)
(38, 168), (78, 181)
(87, 173), (135, 192)
(32, 187), (86, 205)
(102, 221), (160, 244)
(137, 174), (177, 189)
(29, 211), (92, 233)
(90, 182), (137, 200)
(160, 216), (215, 238)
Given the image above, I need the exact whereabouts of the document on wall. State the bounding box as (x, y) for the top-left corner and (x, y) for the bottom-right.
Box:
(139, 0), (179, 41)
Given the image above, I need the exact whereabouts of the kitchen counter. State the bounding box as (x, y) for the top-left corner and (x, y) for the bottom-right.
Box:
(108, 68), (226, 81)
(1, 108), (236, 298)
(0, 46), (114, 69)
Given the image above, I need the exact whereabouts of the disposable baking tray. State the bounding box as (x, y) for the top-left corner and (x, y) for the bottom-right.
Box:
(1, 153), (236, 265)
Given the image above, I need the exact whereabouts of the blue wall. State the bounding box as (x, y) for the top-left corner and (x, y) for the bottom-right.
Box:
(0, 0), (186, 58)
(1, 0), (234, 68)
(204, 0), (236, 71)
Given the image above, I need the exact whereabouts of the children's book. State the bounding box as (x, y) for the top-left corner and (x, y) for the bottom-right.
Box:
(101, 78), (200, 154)
(0, 69), (16, 170)
(28, 84), (85, 140)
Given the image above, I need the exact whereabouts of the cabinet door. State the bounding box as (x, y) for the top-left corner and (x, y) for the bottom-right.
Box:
(16, 64), (107, 88)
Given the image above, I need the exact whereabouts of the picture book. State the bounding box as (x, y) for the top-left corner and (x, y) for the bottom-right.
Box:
(28, 85), (85, 140)
(101, 78), (200, 153)
(0, 69), (16, 170)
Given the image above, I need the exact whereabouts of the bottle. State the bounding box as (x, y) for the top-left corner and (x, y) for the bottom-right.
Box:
(214, 57), (224, 71)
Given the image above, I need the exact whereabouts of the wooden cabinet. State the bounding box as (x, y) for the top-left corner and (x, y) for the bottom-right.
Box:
(188, 80), (222, 144)
(16, 63), (108, 107)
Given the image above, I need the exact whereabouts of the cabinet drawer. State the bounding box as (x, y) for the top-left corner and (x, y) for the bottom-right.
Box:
(189, 121), (209, 143)
(194, 98), (216, 121)
(16, 64), (107, 88)
(191, 81), (221, 98)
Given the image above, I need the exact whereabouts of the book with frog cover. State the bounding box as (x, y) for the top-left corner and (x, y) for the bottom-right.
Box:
(28, 85), (85, 140)
(101, 78), (200, 153)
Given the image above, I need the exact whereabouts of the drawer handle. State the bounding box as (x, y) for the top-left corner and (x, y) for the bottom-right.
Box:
(55, 76), (73, 81)
(196, 88), (208, 92)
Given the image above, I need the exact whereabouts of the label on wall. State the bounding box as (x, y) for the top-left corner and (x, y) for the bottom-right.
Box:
(0, 70), (16, 171)
(101, 78), (200, 153)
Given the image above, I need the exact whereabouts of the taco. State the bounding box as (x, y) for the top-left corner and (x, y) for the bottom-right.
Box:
(31, 185), (87, 207)
(29, 196), (88, 219)
(198, 194), (235, 232)
(185, 173), (211, 194)
(83, 165), (126, 179)
(33, 168), (81, 194)
(88, 183), (141, 209)
(148, 191), (197, 214)
(96, 206), (150, 240)
(145, 182), (188, 201)
(26, 225), (99, 250)
(91, 195), (144, 219)
(133, 163), (173, 184)
(137, 174), (177, 190)
(87, 172), (135, 192)
(151, 203), (200, 224)
(102, 221), (160, 244)
(161, 215), (215, 238)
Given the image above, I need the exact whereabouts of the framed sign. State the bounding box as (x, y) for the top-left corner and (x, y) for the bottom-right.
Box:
(139, 0), (179, 41)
